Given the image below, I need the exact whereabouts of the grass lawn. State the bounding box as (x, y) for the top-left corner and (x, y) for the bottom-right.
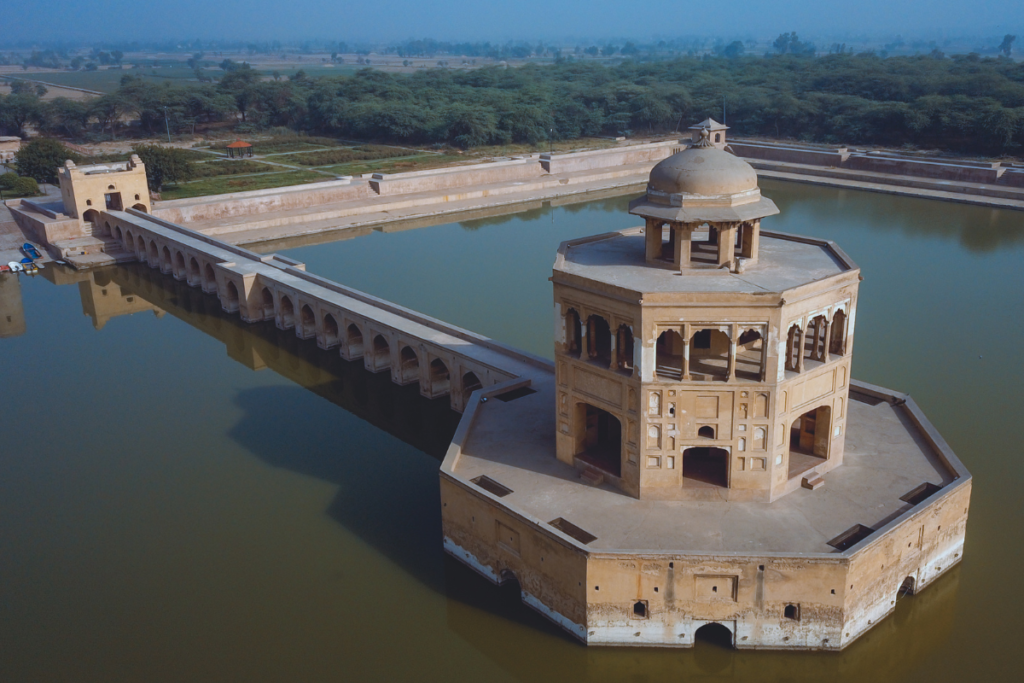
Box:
(23, 67), (205, 93)
(317, 154), (465, 176)
(190, 159), (278, 178)
(210, 135), (341, 155)
(270, 145), (413, 166)
(160, 170), (327, 200)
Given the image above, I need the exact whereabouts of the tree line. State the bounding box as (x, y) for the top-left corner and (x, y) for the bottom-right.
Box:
(2, 51), (1023, 156)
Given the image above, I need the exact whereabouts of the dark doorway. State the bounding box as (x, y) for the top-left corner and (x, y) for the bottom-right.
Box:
(565, 308), (582, 358)
(462, 371), (482, 403)
(575, 404), (622, 477)
(586, 315), (612, 367)
(105, 192), (123, 211)
(695, 622), (733, 648)
(789, 405), (831, 479)
(280, 295), (295, 328)
(683, 447), (728, 487)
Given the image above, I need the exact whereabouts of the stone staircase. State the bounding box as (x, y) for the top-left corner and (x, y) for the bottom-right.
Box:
(580, 467), (605, 487)
(802, 472), (825, 490)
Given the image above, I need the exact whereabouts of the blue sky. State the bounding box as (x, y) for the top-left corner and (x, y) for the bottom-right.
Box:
(5, 0), (1022, 43)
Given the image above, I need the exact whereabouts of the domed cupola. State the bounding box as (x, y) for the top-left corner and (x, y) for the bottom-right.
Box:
(628, 125), (779, 273)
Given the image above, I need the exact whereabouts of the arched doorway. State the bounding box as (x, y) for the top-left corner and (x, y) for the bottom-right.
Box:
(323, 314), (339, 347)
(204, 263), (216, 289)
(174, 251), (186, 279)
(462, 371), (482, 403)
(586, 315), (612, 367)
(279, 295), (295, 328)
(114, 225), (123, 242)
(683, 447), (729, 487)
(347, 324), (364, 356)
(574, 403), (622, 477)
(300, 304), (316, 336)
(132, 203), (147, 212)
(656, 329), (684, 380)
(736, 328), (764, 381)
(689, 328), (730, 381)
(189, 257), (201, 283)
(372, 334), (391, 371)
(261, 288), (274, 319)
(694, 622), (734, 647)
(135, 235), (145, 258)
(429, 358), (450, 394)
(564, 308), (582, 357)
(161, 246), (171, 271)
(898, 575), (916, 597)
(830, 310), (847, 355)
(149, 241), (159, 264)
(788, 404), (831, 479)
(225, 281), (239, 307)
(399, 346), (419, 383)
(615, 325), (634, 375)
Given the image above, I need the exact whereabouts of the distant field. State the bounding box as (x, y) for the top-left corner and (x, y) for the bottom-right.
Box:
(23, 68), (202, 93)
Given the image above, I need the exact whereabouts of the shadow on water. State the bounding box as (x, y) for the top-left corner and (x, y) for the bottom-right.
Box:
(88, 263), (581, 638)
(48, 261), (972, 680)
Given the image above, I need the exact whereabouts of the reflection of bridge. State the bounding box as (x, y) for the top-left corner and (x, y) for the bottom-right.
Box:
(99, 208), (547, 413)
(111, 264), (465, 458)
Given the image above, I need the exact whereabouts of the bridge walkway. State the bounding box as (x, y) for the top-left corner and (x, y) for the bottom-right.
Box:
(100, 208), (550, 413)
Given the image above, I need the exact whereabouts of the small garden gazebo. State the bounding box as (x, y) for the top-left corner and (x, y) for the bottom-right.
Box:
(226, 140), (253, 158)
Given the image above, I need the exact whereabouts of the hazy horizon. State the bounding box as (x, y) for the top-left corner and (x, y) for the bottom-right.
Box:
(3, 0), (1022, 44)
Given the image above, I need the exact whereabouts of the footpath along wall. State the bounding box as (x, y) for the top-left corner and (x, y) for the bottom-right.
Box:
(148, 138), (1022, 235)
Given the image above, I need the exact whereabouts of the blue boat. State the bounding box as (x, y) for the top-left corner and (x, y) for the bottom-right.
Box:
(22, 243), (41, 260)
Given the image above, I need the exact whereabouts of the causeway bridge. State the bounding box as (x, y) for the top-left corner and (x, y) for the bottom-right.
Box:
(99, 207), (548, 413)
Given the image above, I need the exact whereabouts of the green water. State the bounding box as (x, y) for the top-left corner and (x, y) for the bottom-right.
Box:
(0, 182), (1021, 682)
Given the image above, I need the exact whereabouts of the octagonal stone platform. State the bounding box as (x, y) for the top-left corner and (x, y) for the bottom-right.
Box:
(439, 373), (970, 650)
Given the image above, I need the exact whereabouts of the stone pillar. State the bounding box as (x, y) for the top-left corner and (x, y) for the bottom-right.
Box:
(645, 219), (662, 262)
(673, 224), (691, 270)
(681, 326), (691, 380)
(797, 322), (807, 373)
(727, 324), (737, 381)
(822, 317), (832, 364)
(609, 330), (617, 371)
(759, 327), (769, 382)
(717, 223), (737, 267)
(748, 220), (761, 264)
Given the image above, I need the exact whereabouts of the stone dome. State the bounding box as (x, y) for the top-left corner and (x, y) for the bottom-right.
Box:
(648, 145), (758, 197)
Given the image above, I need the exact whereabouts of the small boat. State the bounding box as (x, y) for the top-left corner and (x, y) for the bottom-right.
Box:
(22, 243), (42, 260)
(7, 261), (24, 273)
(0, 264), (10, 273)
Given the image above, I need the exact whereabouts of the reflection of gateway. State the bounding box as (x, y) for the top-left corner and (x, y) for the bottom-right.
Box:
(440, 122), (971, 650)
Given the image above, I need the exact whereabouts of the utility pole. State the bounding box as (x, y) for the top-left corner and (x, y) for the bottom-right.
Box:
(163, 106), (171, 143)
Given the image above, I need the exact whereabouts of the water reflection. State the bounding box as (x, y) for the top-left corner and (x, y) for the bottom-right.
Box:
(0, 272), (27, 338)
(97, 263), (462, 459)
(761, 179), (1024, 253)
(444, 564), (961, 682)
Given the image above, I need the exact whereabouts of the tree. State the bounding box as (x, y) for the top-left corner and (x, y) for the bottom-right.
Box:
(718, 41), (745, 59)
(132, 144), (195, 192)
(999, 35), (1017, 57)
(0, 94), (41, 136)
(14, 139), (80, 184)
(13, 176), (39, 196)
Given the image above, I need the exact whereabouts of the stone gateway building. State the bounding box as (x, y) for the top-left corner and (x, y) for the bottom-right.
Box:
(439, 126), (970, 650)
